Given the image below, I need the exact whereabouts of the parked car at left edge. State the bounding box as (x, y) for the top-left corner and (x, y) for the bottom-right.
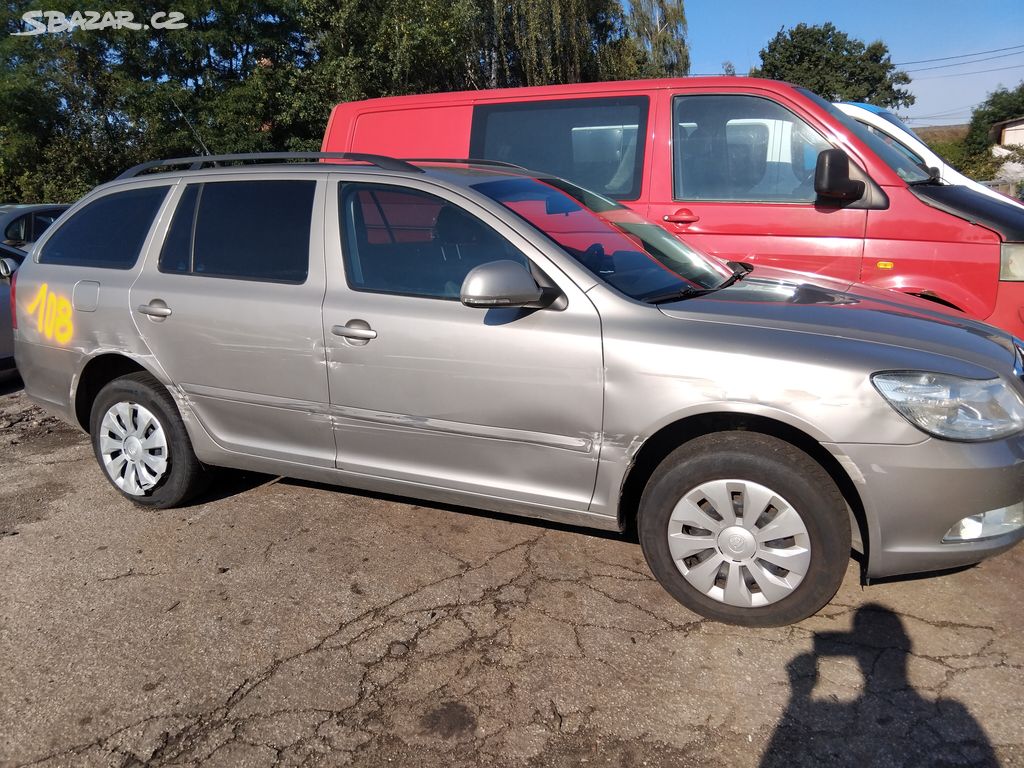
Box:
(0, 204), (70, 249)
(0, 242), (27, 371)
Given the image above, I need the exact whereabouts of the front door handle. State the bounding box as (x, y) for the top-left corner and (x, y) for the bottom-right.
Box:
(331, 320), (377, 344)
(663, 208), (700, 225)
(137, 301), (172, 318)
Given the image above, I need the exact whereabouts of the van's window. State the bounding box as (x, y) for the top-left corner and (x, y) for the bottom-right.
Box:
(160, 180), (315, 283)
(470, 97), (648, 201)
(876, 109), (924, 142)
(39, 187), (168, 269)
(339, 183), (529, 299)
(798, 89), (931, 184)
(673, 95), (831, 203)
(862, 124), (927, 169)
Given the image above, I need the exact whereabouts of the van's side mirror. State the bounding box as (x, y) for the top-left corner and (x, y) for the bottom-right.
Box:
(814, 149), (865, 201)
(0, 257), (17, 280)
(460, 260), (545, 308)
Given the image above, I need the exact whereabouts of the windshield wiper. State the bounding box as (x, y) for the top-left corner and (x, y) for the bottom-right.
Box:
(717, 260), (753, 288)
(643, 285), (713, 304)
(643, 261), (753, 305)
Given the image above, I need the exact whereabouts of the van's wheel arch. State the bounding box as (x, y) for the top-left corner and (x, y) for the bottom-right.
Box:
(907, 292), (963, 313)
(89, 371), (209, 508)
(638, 432), (850, 626)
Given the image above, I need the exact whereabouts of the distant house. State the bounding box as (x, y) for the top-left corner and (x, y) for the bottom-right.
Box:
(989, 117), (1024, 188)
(990, 117), (1024, 147)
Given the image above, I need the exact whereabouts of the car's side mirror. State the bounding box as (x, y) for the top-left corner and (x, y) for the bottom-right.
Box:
(814, 148), (866, 201)
(460, 260), (547, 308)
(0, 257), (18, 280)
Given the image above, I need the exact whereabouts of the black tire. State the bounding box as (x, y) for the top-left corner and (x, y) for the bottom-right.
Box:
(89, 371), (209, 508)
(638, 432), (850, 627)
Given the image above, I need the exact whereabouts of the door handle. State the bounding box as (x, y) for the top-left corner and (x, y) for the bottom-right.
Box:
(137, 301), (172, 318)
(663, 208), (700, 225)
(331, 320), (377, 343)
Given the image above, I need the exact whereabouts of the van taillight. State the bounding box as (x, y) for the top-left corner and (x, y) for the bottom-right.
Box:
(9, 270), (16, 330)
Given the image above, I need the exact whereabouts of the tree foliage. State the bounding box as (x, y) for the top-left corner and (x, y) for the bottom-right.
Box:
(750, 22), (913, 109)
(964, 81), (1024, 156)
(923, 81), (1024, 186)
(627, 0), (688, 78)
(2, 0), (687, 202)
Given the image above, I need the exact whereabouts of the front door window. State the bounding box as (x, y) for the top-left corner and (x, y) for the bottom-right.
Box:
(673, 95), (831, 203)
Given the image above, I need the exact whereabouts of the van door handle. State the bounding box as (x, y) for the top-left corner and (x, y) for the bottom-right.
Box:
(331, 320), (377, 344)
(137, 301), (172, 318)
(663, 208), (700, 225)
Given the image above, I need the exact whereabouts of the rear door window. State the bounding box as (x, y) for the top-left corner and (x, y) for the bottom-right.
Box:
(159, 180), (316, 283)
(673, 95), (831, 203)
(470, 96), (648, 201)
(39, 187), (169, 269)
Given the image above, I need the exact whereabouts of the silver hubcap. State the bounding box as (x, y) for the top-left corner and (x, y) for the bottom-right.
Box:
(667, 479), (811, 608)
(99, 402), (169, 496)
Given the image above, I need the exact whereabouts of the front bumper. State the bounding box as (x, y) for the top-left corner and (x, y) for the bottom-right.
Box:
(835, 435), (1024, 578)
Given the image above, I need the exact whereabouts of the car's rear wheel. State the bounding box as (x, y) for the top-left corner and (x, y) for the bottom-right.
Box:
(638, 432), (850, 627)
(90, 372), (208, 508)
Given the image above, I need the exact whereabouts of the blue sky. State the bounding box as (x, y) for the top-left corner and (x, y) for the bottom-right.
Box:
(686, 0), (1024, 125)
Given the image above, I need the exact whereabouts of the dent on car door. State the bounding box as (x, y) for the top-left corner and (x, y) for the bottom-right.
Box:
(323, 180), (605, 511)
(130, 177), (336, 467)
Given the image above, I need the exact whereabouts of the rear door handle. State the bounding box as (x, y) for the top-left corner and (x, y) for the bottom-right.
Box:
(331, 320), (377, 344)
(137, 301), (172, 318)
(663, 208), (700, 225)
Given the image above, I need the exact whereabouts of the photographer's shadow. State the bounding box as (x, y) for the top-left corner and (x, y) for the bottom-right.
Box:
(761, 604), (996, 767)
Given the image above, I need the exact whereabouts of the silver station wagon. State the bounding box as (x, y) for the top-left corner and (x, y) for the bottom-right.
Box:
(5, 153), (1024, 626)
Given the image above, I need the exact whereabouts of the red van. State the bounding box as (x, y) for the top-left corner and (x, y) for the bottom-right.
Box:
(322, 77), (1024, 337)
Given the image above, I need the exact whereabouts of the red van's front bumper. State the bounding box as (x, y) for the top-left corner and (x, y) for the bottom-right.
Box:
(986, 281), (1024, 339)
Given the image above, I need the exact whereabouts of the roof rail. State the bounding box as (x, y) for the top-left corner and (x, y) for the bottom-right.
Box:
(115, 152), (424, 180)
(402, 158), (529, 171)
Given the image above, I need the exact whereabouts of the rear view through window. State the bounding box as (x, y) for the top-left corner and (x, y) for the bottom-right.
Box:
(40, 187), (169, 269)
(470, 97), (648, 200)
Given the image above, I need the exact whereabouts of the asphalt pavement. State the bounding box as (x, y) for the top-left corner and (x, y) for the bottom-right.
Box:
(1, 377), (1021, 767)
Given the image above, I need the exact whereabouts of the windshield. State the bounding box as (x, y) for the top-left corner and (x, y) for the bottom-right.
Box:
(799, 89), (931, 184)
(472, 176), (730, 300)
(876, 110), (924, 142)
(863, 124), (928, 170)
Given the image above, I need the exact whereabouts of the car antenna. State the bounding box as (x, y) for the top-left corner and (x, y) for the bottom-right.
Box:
(170, 96), (212, 156)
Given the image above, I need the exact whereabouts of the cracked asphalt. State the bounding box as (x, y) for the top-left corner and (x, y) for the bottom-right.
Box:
(1, 376), (1022, 767)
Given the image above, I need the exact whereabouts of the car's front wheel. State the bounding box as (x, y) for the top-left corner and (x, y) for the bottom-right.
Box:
(638, 432), (851, 627)
(89, 372), (208, 508)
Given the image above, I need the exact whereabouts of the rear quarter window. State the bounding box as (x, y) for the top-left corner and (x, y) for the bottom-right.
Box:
(39, 187), (169, 269)
(470, 96), (648, 200)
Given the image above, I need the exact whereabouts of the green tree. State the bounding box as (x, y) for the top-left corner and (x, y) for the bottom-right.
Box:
(964, 81), (1024, 156)
(1, 0), (658, 202)
(751, 22), (913, 109)
(627, 0), (688, 77)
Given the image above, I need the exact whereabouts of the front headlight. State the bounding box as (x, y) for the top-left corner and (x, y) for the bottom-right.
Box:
(872, 371), (1024, 441)
(1000, 243), (1024, 281)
